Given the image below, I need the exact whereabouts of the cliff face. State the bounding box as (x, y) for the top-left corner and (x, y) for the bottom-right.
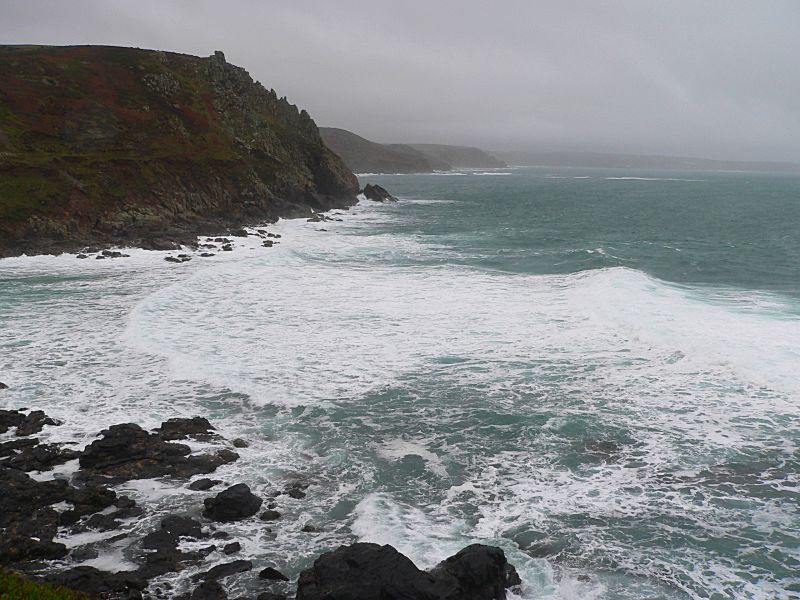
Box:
(0, 45), (358, 256)
(319, 127), (505, 173)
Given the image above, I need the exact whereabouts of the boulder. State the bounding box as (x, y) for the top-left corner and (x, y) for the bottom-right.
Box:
(222, 542), (241, 555)
(204, 484), (262, 522)
(15, 410), (60, 436)
(362, 184), (398, 203)
(429, 544), (521, 600)
(188, 478), (222, 491)
(296, 543), (520, 600)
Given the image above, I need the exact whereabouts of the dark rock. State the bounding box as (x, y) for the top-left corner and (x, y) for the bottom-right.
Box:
(429, 544), (521, 599)
(257, 594), (287, 600)
(3, 441), (80, 471)
(78, 422), (238, 483)
(301, 524), (318, 533)
(266, 233), (281, 238)
(0, 382), (6, 389)
(165, 256), (183, 263)
(101, 250), (127, 258)
(214, 238), (231, 243)
(157, 416), (215, 440)
(162, 515), (204, 538)
(362, 184), (398, 203)
(192, 580), (228, 600)
(200, 252), (216, 257)
(259, 566), (289, 581)
(76, 253), (88, 259)
(0, 437), (37, 456)
(195, 559), (252, 581)
(296, 543), (520, 600)
(222, 244), (233, 251)
(222, 542), (241, 555)
(262, 239), (274, 247)
(0, 533), (68, 563)
(211, 531), (230, 540)
(189, 478), (223, 491)
(231, 438), (249, 448)
(229, 229), (249, 237)
(259, 510), (281, 521)
(141, 238), (181, 251)
(295, 543), (434, 600)
(284, 485), (307, 500)
(45, 566), (147, 600)
(95, 255), (105, 259)
(204, 483), (263, 522)
(16, 410), (60, 436)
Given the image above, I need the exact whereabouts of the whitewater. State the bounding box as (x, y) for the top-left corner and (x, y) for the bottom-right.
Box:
(1, 167), (799, 599)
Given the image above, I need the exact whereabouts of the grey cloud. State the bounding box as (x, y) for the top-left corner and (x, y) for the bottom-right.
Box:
(1, 0), (798, 161)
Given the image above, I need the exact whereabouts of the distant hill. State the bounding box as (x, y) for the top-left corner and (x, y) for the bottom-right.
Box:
(408, 144), (506, 169)
(495, 150), (800, 173)
(319, 127), (506, 173)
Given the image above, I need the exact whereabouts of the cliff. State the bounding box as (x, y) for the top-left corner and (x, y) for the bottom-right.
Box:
(319, 127), (505, 173)
(0, 45), (359, 257)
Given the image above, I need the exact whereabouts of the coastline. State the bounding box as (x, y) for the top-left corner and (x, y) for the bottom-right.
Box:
(0, 203), (522, 600)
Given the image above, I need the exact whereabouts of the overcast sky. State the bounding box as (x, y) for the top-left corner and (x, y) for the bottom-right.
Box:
(2, 0), (799, 161)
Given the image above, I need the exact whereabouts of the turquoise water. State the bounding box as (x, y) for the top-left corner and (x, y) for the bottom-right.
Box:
(1, 167), (798, 598)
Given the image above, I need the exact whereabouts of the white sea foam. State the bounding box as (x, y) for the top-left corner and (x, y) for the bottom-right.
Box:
(1, 197), (798, 598)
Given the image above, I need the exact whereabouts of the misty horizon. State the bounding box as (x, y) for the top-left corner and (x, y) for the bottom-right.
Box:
(2, 0), (799, 163)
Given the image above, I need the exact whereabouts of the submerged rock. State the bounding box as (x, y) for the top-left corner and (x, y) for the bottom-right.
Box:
(259, 566), (289, 581)
(204, 483), (262, 522)
(362, 183), (398, 203)
(295, 543), (520, 600)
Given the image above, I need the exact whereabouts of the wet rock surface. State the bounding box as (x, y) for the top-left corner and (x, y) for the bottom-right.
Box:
(296, 542), (520, 600)
(0, 412), (521, 599)
(204, 483), (263, 522)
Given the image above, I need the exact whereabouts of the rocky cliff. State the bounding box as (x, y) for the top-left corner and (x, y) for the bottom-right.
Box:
(319, 127), (505, 173)
(0, 45), (359, 257)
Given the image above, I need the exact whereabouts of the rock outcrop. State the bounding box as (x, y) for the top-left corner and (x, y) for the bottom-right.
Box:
(362, 183), (398, 203)
(296, 542), (520, 600)
(0, 45), (359, 257)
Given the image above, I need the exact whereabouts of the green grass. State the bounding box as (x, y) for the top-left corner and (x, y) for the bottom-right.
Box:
(0, 571), (89, 600)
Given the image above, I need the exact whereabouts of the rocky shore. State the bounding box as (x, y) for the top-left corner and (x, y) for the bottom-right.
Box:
(0, 406), (521, 599)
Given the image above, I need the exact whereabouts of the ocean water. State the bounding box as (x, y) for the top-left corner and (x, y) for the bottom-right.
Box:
(1, 166), (799, 599)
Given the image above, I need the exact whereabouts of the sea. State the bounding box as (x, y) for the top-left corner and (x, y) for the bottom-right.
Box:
(1, 166), (798, 599)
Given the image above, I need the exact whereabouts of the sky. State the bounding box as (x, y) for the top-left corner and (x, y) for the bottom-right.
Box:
(2, 0), (799, 162)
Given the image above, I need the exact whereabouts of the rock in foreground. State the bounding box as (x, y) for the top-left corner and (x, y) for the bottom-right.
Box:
(296, 542), (520, 600)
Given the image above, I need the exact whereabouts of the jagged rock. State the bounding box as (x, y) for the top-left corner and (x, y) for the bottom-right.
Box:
(200, 252), (216, 257)
(231, 438), (249, 448)
(188, 478), (222, 491)
(15, 409), (60, 436)
(2, 441), (80, 471)
(76, 253), (88, 258)
(229, 229), (249, 237)
(0, 533), (68, 563)
(0, 409), (25, 434)
(45, 566), (147, 600)
(204, 483), (262, 522)
(262, 240), (274, 247)
(157, 416), (215, 440)
(78, 422), (238, 483)
(362, 184), (398, 203)
(259, 510), (281, 521)
(60, 485), (117, 525)
(194, 559), (252, 581)
(0, 382), (8, 389)
(259, 566), (289, 581)
(295, 543), (520, 600)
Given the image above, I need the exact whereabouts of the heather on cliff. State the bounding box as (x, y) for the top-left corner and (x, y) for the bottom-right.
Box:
(0, 45), (358, 256)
